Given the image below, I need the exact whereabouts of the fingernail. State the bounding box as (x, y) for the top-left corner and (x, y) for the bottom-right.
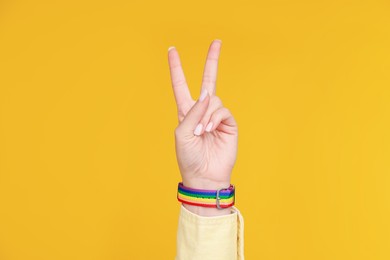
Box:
(214, 39), (222, 44)
(168, 46), (175, 52)
(205, 122), (213, 132)
(194, 123), (203, 135)
(199, 89), (208, 102)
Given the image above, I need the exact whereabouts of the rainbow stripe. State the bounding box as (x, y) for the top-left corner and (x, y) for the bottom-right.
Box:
(177, 182), (235, 208)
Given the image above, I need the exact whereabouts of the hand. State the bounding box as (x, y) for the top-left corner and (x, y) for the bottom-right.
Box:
(168, 40), (238, 216)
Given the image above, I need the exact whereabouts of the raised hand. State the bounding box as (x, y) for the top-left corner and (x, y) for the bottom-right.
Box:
(168, 40), (238, 215)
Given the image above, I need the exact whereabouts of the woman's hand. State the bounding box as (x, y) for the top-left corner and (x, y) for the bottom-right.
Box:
(168, 40), (238, 216)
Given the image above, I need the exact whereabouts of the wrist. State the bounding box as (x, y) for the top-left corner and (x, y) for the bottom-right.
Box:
(182, 178), (231, 191)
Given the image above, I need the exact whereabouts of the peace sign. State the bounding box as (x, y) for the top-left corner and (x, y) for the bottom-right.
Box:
(168, 40), (238, 215)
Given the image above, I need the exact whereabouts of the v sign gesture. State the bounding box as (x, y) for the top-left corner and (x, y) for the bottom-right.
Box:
(168, 40), (238, 216)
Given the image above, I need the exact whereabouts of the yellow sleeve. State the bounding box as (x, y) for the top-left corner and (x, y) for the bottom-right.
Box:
(175, 204), (245, 260)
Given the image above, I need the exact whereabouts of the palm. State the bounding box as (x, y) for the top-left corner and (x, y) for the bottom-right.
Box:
(168, 40), (238, 189)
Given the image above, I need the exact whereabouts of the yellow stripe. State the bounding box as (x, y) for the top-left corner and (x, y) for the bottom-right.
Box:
(178, 193), (234, 204)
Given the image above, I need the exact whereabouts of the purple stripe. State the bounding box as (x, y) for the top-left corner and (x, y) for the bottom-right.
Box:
(178, 182), (234, 196)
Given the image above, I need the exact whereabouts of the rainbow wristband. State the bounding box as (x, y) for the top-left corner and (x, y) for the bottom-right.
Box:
(177, 182), (235, 209)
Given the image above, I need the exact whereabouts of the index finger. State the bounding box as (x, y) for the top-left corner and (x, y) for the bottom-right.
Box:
(168, 46), (193, 112)
(200, 39), (222, 96)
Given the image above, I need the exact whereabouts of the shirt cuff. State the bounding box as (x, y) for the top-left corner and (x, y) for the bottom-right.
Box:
(176, 204), (245, 260)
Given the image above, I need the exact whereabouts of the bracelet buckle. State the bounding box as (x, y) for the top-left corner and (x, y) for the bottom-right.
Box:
(216, 185), (235, 209)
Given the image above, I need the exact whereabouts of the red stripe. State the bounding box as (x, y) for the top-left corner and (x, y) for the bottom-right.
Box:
(178, 198), (234, 208)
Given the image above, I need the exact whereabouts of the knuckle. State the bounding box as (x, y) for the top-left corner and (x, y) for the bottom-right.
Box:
(173, 78), (187, 87)
(202, 75), (216, 85)
(177, 110), (185, 121)
(221, 107), (230, 115)
(211, 95), (223, 107)
(174, 126), (182, 137)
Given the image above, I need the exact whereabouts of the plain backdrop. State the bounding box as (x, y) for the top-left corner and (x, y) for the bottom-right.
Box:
(0, 0), (389, 259)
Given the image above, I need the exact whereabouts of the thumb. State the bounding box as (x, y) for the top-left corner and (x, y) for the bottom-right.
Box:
(177, 89), (210, 137)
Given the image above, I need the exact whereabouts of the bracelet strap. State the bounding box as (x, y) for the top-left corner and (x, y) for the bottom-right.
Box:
(177, 182), (235, 209)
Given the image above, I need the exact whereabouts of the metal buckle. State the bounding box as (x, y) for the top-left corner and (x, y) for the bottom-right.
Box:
(216, 185), (234, 209)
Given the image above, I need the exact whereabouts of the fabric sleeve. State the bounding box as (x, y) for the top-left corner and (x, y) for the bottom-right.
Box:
(175, 204), (245, 260)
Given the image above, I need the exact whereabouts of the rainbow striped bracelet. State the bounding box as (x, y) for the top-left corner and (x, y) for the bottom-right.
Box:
(177, 182), (235, 209)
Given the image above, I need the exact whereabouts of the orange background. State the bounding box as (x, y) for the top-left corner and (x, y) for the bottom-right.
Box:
(0, 1), (389, 259)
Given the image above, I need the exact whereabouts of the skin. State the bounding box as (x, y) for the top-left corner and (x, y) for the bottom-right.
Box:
(168, 39), (238, 217)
